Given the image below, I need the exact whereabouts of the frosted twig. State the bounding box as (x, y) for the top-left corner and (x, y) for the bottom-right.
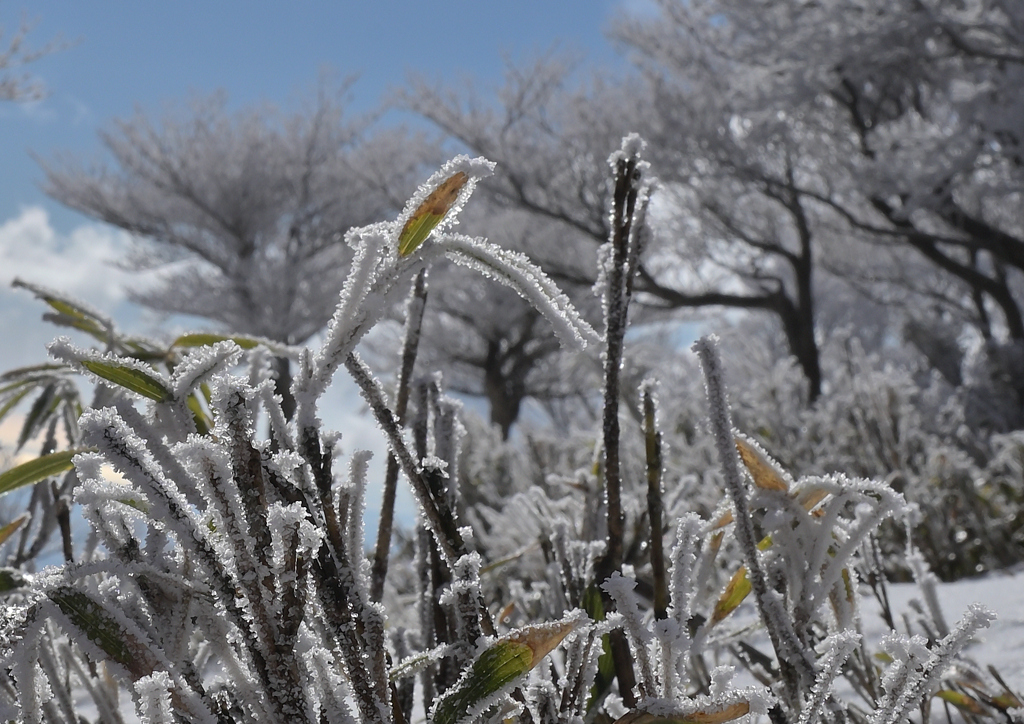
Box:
(372, 269), (429, 602)
(344, 352), (466, 565)
(870, 605), (994, 724)
(594, 135), (651, 708)
(693, 335), (817, 710)
(643, 382), (668, 620)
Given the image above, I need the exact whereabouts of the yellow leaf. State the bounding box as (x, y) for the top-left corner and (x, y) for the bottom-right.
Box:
(797, 487), (829, 511)
(510, 618), (578, 668)
(992, 693), (1022, 711)
(710, 566), (752, 626)
(709, 530), (725, 555)
(497, 601), (516, 625)
(712, 511), (733, 530)
(398, 171), (469, 256)
(841, 567), (854, 603)
(735, 437), (788, 492)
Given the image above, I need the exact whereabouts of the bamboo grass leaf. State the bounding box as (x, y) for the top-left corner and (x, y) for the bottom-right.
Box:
(186, 394), (212, 435)
(48, 586), (161, 679)
(43, 310), (108, 340)
(80, 360), (172, 401)
(0, 362), (69, 382)
(0, 512), (30, 547)
(172, 332), (262, 350)
(398, 171), (469, 256)
(430, 618), (577, 724)
(0, 448), (90, 496)
(14, 279), (114, 341)
(16, 383), (56, 451)
(0, 386), (34, 425)
(710, 567), (752, 627)
(613, 702), (752, 724)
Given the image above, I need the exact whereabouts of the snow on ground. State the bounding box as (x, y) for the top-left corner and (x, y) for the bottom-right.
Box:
(862, 569), (1024, 690)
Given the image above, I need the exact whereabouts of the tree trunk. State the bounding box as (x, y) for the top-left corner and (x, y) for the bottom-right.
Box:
(483, 340), (523, 441)
(776, 292), (822, 403)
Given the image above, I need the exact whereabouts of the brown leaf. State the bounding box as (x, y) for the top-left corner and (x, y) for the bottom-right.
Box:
(735, 437), (789, 492)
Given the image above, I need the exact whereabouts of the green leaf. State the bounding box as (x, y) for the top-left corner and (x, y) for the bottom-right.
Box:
(0, 512), (30, 547)
(14, 281), (114, 342)
(582, 583), (615, 713)
(44, 297), (104, 326)
(17, 383), (56, 451)
(936, 690), (988, 716)
(0, 363), (69, 383)
(0, 386), (34, 425)
(12, 277), (111, 340)
(431, 619), (576, 724)
(709, 566), (752, 626)
(0, 449), (90, 497)
(398, 171), (468, 256)
(172, 332), (261, 350)
(81, 360), (172, 401)
(0, 567), (28, 592)
(49, 586), (158, 679)
(187, 394), (212, 435)
(613, 703), (752, 724)
(43, 310), (108, 340)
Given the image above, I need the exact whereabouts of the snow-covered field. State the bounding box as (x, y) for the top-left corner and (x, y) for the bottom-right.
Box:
(865, 570), (1024, 691)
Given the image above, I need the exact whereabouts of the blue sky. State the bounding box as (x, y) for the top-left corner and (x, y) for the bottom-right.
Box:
(0, 0), (635, 531)
(2, 1), (628, 229)
(0, 0), (631, 356)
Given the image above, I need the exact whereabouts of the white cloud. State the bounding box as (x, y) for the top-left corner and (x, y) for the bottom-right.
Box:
(0, 206), (135, 306)
(0, 206), (145, 371)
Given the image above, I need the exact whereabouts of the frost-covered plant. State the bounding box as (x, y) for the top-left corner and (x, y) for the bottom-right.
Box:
(694, 327), (1024, 581)
(0, 139), (1014, 724)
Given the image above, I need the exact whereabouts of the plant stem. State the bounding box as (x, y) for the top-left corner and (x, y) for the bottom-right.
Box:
(643, 386), (668, 620)
(595, 138), (648, 708)
(693, 335), (816, 713)
(344, 352), (497, 638)
(371, 269), (428, 602)
(598, 149), (642, 583)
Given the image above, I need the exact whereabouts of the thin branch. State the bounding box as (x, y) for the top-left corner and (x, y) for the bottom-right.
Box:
(371, 269), (429, 602)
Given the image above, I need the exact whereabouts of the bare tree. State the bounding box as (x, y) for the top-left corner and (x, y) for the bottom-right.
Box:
(404, 54), (838, 401)
(625, 0), (1024, 349)
(0, 10), (64, 102)
(42, 89), (422, 416)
